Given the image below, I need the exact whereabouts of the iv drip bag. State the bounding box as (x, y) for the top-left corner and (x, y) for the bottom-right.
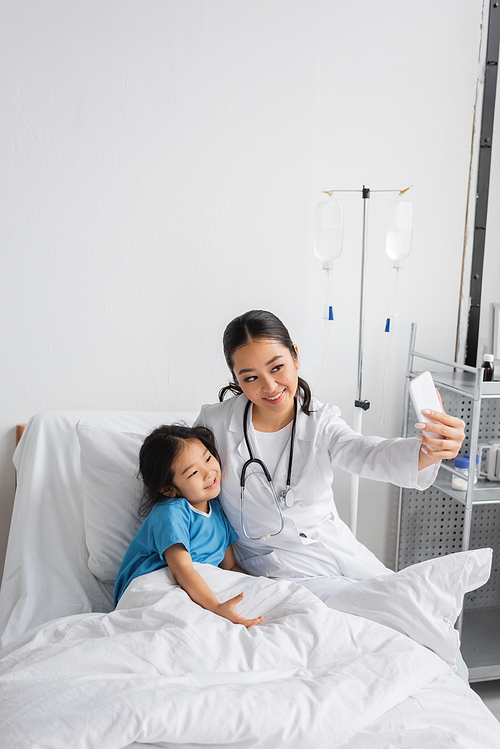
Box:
(386, 199), (413, 268)
(314, 200), (343, 269)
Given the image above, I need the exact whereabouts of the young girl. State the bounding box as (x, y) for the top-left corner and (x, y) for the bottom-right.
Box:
(194, 309), (466, 602)
(114, 424), (263, 628)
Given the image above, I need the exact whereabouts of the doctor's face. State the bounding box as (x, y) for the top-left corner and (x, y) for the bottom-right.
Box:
(231, 338), (300, 425)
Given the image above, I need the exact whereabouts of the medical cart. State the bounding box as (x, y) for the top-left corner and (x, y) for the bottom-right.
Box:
(398, 323), (500, 682)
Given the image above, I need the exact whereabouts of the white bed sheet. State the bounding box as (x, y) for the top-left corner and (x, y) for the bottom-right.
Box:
(339, 672), (500, 749)
(2, 564), (500, 749)
(0, 563), (491, 749)
(122, 676), (500, 749)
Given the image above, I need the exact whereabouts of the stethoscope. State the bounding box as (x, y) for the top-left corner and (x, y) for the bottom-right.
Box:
(240, 397), (297, 541)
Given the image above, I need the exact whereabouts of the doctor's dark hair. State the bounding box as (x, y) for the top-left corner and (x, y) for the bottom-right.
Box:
(218, 309), (312, 415)
(138, 424), (221, 519)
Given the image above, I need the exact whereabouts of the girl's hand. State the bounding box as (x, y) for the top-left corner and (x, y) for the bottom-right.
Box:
(416, 394), (465, 469)
(215, 592), (263, 628)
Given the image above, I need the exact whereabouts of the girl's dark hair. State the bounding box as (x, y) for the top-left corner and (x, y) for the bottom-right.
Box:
(138, 424), (221, 519)
(218, 309), (312, 415)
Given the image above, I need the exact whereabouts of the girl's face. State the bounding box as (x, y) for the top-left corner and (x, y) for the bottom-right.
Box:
(165, 439), (221, 511)
(231, 338), (300, 427)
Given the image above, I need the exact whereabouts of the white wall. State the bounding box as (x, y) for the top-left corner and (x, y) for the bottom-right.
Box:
(0, 0), (485, 579)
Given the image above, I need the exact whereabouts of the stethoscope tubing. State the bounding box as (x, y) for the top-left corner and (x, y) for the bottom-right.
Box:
(240, 397), (297, 541)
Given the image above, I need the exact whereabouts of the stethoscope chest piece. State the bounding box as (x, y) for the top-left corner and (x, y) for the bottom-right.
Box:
(280, 488), (294, 508)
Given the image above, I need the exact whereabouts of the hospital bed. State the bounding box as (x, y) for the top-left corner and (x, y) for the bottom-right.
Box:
(1, 409), (500, 748)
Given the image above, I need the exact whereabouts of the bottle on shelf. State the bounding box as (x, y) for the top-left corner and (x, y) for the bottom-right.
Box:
(452, 453), (478, 491)
(482, 354), (494, 382)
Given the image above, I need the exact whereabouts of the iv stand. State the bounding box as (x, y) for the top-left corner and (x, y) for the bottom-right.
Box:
(322, 184), (410, 536)
(351, 186), (371, 538)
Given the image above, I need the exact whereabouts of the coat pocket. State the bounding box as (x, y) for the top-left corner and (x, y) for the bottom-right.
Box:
(238, 550), (285, 577)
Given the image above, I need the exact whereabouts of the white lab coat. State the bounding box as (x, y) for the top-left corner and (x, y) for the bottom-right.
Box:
(195, 394), (438, 593)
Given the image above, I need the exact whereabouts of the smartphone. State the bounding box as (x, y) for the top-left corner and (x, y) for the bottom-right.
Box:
(409, 371), (443, 441)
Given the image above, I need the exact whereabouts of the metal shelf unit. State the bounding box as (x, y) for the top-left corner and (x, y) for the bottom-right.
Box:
(397, 324), (500, 682)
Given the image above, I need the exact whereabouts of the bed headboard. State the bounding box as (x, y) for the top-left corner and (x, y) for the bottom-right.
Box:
(15, 424), (26, 446)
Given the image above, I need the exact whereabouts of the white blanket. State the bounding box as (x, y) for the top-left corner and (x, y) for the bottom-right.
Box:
(0, 564), (452, 749)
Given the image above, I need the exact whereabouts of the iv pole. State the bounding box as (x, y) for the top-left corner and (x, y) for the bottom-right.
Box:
(321, 185), (411, 536)
(351, 186), (371, 538)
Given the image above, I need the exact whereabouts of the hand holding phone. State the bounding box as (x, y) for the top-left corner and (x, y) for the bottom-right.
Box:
(409, 371), (443, 441)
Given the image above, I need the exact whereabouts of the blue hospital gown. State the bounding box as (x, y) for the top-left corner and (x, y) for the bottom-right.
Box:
(114, 497), (238, 605)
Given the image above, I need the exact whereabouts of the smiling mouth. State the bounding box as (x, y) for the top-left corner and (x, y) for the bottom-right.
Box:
(205, 477), (217, 490)
(264, 389), (285, 404)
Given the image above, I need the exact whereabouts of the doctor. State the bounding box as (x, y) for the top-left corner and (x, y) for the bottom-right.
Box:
(195, 309), (465, 600)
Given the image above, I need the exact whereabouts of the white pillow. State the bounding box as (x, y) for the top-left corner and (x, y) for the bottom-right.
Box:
(77, 415), (196, 584)
(324, 548), (493, 667)
(77, 425), (146, 584)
